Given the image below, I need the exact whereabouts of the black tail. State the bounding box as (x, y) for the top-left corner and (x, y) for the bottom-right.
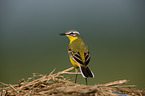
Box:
(80, 66), (94, 78)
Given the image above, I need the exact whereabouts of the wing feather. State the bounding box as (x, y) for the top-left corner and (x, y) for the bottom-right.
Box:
(68, 49), (90, 66)
(84, 52), (90, 66)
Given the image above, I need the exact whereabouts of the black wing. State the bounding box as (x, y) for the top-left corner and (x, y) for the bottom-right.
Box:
(68, 49), (90, 66)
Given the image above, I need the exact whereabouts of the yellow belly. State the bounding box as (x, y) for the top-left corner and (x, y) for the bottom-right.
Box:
(69, 57), (80, 68)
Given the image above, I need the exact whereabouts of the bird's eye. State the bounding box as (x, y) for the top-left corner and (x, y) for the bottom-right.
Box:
(68, 32), (77, 37)
(70, 32), (73, 35)
(69, 32), (74, 36)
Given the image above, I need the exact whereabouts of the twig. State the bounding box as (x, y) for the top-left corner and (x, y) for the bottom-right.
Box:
(55, 67), (75, 76)
(9, 84), (19, 94)
(0, 82), (9, 86)
(97, 80), (128, 87)
(63, 72), (81, 74)
(111, 85), (136, 88)
(118, 88), (145, 95)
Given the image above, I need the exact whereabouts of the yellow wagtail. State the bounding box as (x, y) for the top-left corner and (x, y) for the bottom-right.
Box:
(60, 30), (94, 85)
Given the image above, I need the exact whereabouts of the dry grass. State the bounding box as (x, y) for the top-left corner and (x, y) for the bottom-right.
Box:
(0, 67), (145, 96)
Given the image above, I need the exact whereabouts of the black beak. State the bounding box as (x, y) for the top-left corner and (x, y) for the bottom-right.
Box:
(59, 33), (66, 36)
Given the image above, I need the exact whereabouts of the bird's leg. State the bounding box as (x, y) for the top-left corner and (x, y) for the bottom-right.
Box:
(75, 68), (78, 84)
(85, 78), (88, 85)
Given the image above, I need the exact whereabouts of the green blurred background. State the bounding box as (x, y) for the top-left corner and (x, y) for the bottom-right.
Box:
(1, 0), (145, 89)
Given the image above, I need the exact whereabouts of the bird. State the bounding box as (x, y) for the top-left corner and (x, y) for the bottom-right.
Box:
(60, 30), (94, 85)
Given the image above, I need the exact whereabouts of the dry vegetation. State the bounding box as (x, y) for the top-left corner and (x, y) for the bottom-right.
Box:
(0, 67), (145, 96)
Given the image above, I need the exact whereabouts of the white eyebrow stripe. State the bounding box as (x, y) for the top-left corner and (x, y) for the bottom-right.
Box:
(66, 31), (73, 34)
(73, 31), (80, 34)
(66, 31), (80, 35)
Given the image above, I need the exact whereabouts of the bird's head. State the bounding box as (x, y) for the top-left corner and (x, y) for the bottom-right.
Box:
(60, 31), (81, 42)
(60, 30), (81, 37)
